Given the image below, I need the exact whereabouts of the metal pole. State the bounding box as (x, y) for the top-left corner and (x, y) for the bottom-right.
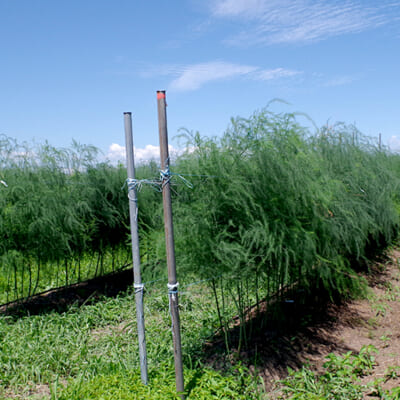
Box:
(156, 91), (185, 399)
(379, 133), (382, 150)
(124, 112), (148, 385)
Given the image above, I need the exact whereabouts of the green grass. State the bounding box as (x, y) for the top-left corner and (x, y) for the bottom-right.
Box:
(0, 281), (262, 399)
(54, 365), (256, 400)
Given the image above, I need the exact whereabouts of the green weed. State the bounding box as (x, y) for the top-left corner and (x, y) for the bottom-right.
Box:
(275, 345), (378, 400)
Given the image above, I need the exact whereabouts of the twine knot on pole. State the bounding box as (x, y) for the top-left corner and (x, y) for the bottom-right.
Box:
(123, 178), (162, 194)
(126, 178), (140, 192)
(160, 169), (194, 190)
(160, 167), (171, 188)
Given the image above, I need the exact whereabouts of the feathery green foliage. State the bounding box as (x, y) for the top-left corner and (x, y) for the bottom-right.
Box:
(1, 107), (400, 336)
(174, 110), (399, 299)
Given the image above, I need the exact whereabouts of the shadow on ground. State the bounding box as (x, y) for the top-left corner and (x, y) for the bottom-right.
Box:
(202, 288), (370, 390)
(0, 268), (134, 317)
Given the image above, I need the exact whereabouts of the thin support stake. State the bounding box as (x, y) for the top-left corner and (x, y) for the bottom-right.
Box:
(157, 90), (185, 399)
(124, 112), (148, 385)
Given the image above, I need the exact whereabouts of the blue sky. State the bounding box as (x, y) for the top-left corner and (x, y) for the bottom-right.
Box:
(1, 0), (400, 162)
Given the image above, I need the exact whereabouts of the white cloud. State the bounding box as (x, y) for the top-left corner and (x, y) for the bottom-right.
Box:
(106, 143), (126, 163)
(169, 61), (257, 91)
(135, 144), (162, 162)
(210, 0), (398, 45)
(389, 136), (400, 152)
(106, 143), (184, 165)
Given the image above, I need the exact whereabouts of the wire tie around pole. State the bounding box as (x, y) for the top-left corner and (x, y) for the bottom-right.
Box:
(134, 283), (145, 294)
(167, 282), (179, 333)
(167, 282), (179, 295)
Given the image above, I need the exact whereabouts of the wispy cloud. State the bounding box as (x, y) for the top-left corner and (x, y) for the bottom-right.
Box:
(212, 0), (265, 18)
(323, 75), (358, 87)
(255, 68), (301, 81)
(210, 0), (399, 45)
(148, 61), (301, 92)
(169, 61), (257, 91)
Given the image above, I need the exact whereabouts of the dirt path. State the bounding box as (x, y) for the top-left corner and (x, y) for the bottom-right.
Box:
(331, 250), (400, 394)
(259, 249), (400, 395)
